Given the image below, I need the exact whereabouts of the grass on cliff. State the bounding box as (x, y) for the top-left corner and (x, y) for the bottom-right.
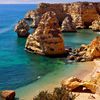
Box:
(33, 86), (76, 100)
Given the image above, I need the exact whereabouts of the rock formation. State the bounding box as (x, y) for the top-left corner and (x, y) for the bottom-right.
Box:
(61, 14), (76, 32)
(25, 11), (65, 56)
(14, 19), (30, 37)
(15, 2), (100, 33)
(61, 76), (98, 93)
(25, 10), (41, 28)
(24, 3), (69, 27)
(68, 2), (99, 28)
(85, 36), (100, 59)
(0, 90), (15, 100)
(89, 17), (100, 31)
(67, 36), (100, 62)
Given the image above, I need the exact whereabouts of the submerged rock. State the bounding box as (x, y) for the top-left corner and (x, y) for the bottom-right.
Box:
(0, 90), (15, 100)
(61, 14), (76, 32)
(14, 19), (30, 37)
(25, 11), (65, 56)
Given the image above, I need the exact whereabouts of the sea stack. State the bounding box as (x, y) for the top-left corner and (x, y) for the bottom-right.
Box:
(25, 11), (65, 56)
(14, 19), (30, 37)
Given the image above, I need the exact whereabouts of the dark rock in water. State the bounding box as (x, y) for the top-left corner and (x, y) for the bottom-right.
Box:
(14, 19), (30, 37)
(67, 55), (75, 60)
(0, 90), (15, 100)
(61, 14), (76, 32)
(25, 11), (65, 56)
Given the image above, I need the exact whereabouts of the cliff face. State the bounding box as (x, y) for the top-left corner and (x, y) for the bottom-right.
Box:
(61, 14), (76, 32)
(25, 11), (65, 56)
(25, 3), (69, 27)
(68, 2), (99, 28)
(89, 17), (100, 31)
(24, 2), (100, 29)
(68, 2), (84, 28)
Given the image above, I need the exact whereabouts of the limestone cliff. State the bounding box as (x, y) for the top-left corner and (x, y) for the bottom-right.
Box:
(68, 2), (99, 28)
(89, 16), (100, 31)
(24, 2), (100, 29)
(25, 3), (69, 28)
(61, 14), (76, 32)
(25, 11), (65, 56)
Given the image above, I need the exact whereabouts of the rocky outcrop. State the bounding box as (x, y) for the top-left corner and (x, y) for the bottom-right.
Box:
(67, 36), (100, 62)
(24, 3), (69, 28)
(16, 2), (100, 30)
(14, 19), (30, 37)
(89, 17), (100, 31)
(0, 90), (15, 100)
(61, 14), (76, 32)
(25, 10), (41, 28)
(85, 36), (100, 59)
(61, 76), (98, 93)
(25, 11), (65, 56)
(68, 2), (99, 28)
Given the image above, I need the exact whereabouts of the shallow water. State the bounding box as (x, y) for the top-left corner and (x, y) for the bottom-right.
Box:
(0, 4), (99, 91)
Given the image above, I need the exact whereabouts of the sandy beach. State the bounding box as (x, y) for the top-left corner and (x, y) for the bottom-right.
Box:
(75, 59), (100, 100)
(15, 61), (98, 100)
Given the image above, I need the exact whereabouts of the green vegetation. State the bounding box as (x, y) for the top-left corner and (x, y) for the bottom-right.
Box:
(33, 86), (76, 100)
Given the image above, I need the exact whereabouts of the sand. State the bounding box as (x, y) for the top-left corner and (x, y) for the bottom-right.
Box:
(75, 59), (100, 100)
(15, 61), (99, 100)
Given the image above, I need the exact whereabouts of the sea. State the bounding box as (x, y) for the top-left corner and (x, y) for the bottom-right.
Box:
(0, 4), (99, 92)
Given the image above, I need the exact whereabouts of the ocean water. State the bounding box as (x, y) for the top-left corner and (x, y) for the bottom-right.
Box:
(0, 4), (99, 91)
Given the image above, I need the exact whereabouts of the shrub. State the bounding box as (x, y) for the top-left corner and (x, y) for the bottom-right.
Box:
(33, 86), (76, 100)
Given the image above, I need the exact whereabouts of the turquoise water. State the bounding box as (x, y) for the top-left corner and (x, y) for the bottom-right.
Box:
(0, 4), (99, 90)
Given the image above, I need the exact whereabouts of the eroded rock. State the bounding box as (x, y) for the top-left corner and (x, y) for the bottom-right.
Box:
(61, 14), (76, 32)
(89, 17), (100, 31)
(86, 36), (100, 59)
(61, 76), (98, 93)
(14, 19), (30, 37)
(0, 90), (15, 100)
(68, 2), (99, 28)
(25, 11), (65, 56)
(66, 36), (100, 62)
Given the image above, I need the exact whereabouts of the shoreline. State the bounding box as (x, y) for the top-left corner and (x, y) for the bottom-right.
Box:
(15, 61), (95, 100)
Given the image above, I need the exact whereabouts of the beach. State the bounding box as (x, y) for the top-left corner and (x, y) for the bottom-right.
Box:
(16, 61), (96, 100)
